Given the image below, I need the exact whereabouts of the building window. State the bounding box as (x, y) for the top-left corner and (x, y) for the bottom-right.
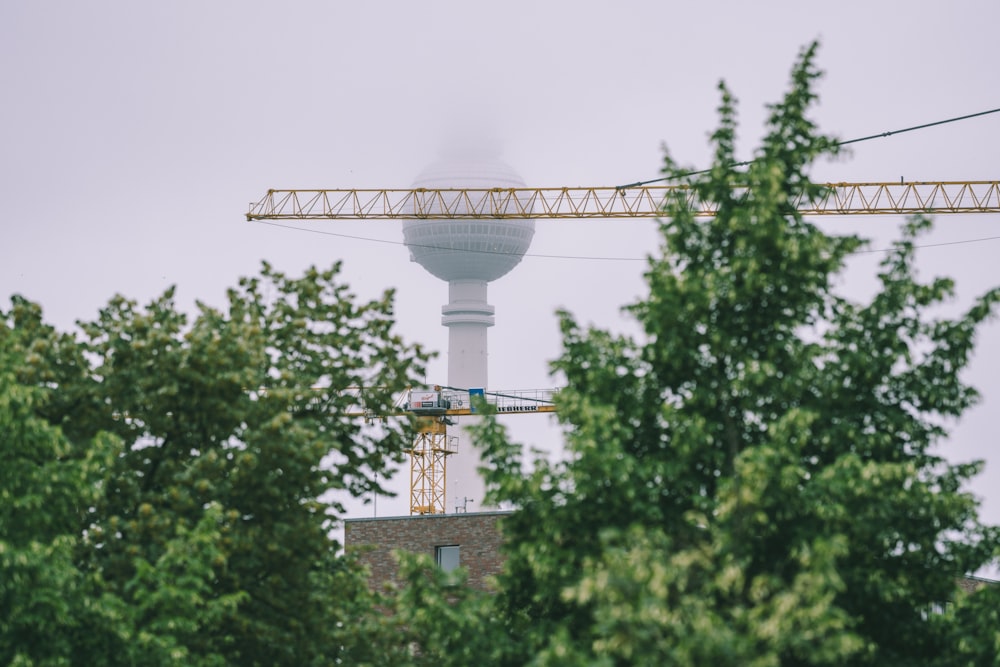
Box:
(435, 545), (460, 572)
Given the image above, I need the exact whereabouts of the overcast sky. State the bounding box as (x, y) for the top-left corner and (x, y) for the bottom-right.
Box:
(3, 1), (999, 523)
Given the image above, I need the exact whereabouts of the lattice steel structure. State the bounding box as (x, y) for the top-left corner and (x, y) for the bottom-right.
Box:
(408, 417), (457, 515)
(248, 181), (1000, 221)
(344, 387), (556, 514)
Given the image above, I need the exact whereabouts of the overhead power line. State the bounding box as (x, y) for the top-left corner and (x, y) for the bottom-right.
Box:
(615, 107), (1000, 189)
(837, 107), (1000, 147)
(258, 219), (1000, 262)
(257, 220), (644, 261)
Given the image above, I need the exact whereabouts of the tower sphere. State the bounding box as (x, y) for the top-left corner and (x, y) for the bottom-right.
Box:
(402, 154), (535, 282)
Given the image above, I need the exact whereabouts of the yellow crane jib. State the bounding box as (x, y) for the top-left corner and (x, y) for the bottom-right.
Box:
(403, 386), (557, 515)
(247, 181), (1000, 221)
(342, 386), (558, 419)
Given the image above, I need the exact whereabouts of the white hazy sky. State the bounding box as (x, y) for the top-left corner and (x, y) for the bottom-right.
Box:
(2, 1), (999, 522)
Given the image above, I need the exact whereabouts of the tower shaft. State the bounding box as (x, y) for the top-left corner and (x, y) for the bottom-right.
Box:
(443, 279), (493, 388)
(442, 279), (492, 511)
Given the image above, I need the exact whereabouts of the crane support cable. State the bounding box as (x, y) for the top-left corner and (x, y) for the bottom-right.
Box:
(247, 181), (1000, 221)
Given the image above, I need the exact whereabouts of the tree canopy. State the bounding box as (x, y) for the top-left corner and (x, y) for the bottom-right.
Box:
(1, 263), (428, 666)
(428, 42), (1000, 667)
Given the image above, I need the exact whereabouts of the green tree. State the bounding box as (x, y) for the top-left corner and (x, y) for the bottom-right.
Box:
(2, 262), (428, 665)
(0, 323), (99, 666)
(363, 552), (508, 667)
(464, 43), (1000, 666)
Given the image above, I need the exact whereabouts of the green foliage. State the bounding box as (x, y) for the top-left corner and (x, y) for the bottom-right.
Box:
(462, 42), (1000, 665)
(369, 551), (511, 667)
(1, 262), (428, 665)
(938, 582), (1000, 666)
(1, 310), (120, 666)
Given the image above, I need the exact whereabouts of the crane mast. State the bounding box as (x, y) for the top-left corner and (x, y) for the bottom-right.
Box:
(345, 387), (556, 515)
(247, 180), (1000, 221)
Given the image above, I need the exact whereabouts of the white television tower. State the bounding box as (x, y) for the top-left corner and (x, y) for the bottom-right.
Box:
(402, 150), (535, 510)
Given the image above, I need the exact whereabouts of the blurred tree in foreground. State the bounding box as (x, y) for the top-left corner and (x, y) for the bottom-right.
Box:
(404, 42), (999, 666)
(1, 263), (428, 666)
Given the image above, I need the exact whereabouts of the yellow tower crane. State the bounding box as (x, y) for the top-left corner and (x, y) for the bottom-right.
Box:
(251, 179), (1000, 515)
(343, 386), (556, 515)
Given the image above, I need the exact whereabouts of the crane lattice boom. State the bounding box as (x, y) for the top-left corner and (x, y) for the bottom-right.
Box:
(341, 387), (557, 420)
(247, 181), (1000, 221)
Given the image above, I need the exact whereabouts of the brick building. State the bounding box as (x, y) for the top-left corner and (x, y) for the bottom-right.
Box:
(346, 510), (996, 604)
(344, 511), (509, 591)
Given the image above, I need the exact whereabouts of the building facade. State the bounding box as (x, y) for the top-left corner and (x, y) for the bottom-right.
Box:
(344, 511), (509, 591)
